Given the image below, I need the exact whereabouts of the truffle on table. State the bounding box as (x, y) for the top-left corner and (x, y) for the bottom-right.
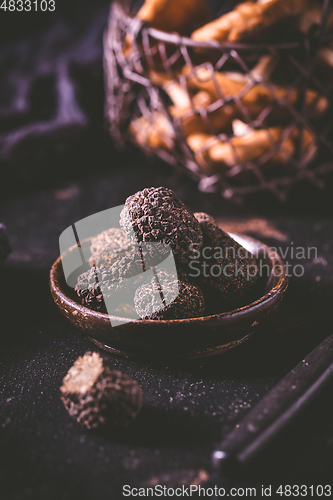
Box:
(60, 352), (143, 429)
(134, 269), (205, 320)
(119, 187), (203, 266)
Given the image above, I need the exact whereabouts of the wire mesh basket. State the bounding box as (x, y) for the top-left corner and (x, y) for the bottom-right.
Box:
(104, 0), (333, 202)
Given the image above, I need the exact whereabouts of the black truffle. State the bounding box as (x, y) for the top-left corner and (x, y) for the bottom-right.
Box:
(89, 227), (134, 268)
(75, 266), (113, 313)
(60, 352), (143, 429)
(134, 269), (205, 320)
(188, 221), (259, 306)
(108, 248), (145, 281)
(119, 187), (203, 266)
(0, 224), (11, 263)
(75, 263), (145, 314)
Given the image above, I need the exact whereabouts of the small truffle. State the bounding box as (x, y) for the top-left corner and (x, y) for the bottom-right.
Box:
(119, 187), (203, 266)
(89, 227), (134, 268)
(60, 352), (143, 429)
(188, 221), (259, 306)
(194, 212), (216, 225)
(0, 224), (11, 263)
(134, 269), (205, 320)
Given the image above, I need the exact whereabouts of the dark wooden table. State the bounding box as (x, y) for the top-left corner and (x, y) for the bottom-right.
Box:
(1, 151), (332, 498)
(1, 2), (333, 495)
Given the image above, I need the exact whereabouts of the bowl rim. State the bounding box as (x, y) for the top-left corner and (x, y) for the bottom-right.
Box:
(50, 231), (288, 326)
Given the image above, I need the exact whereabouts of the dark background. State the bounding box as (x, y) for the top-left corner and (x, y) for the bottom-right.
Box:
(0, 1), (333, 498)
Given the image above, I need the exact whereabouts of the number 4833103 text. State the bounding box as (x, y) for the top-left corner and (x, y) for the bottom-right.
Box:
(0, 0), (55, 11)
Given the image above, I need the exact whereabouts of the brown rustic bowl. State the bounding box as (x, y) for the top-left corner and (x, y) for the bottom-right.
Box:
(49, 233), (288, 359)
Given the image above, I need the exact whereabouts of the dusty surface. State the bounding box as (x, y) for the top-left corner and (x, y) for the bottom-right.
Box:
(1, 165), (333, 498)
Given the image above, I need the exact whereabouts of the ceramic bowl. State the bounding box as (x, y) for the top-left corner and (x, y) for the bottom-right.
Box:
(49, 233), (288, 359)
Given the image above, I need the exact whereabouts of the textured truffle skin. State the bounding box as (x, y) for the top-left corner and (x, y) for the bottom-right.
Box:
(75, 263), (145, 314)
(108, 241), (173, 279)
(194, 212), (216, 225)
(119, 187), (203, 266)
(76, 199), (258, 318)
(75, 266), (114, 313)
(108, 248), (146, 281)
(60, 352), (143, 429)
(188, 221), (259, 305)
(89, 227), (134, 268)
(134, 270), (205, 320)
(0, 224), (11, 263)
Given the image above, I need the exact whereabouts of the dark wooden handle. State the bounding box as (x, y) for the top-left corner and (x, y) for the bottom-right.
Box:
(212, 334), (333, 473)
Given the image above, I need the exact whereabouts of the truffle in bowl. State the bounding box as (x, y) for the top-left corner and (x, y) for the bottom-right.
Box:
(50, 231), (288, 359)
(50, 187), (288, 359)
